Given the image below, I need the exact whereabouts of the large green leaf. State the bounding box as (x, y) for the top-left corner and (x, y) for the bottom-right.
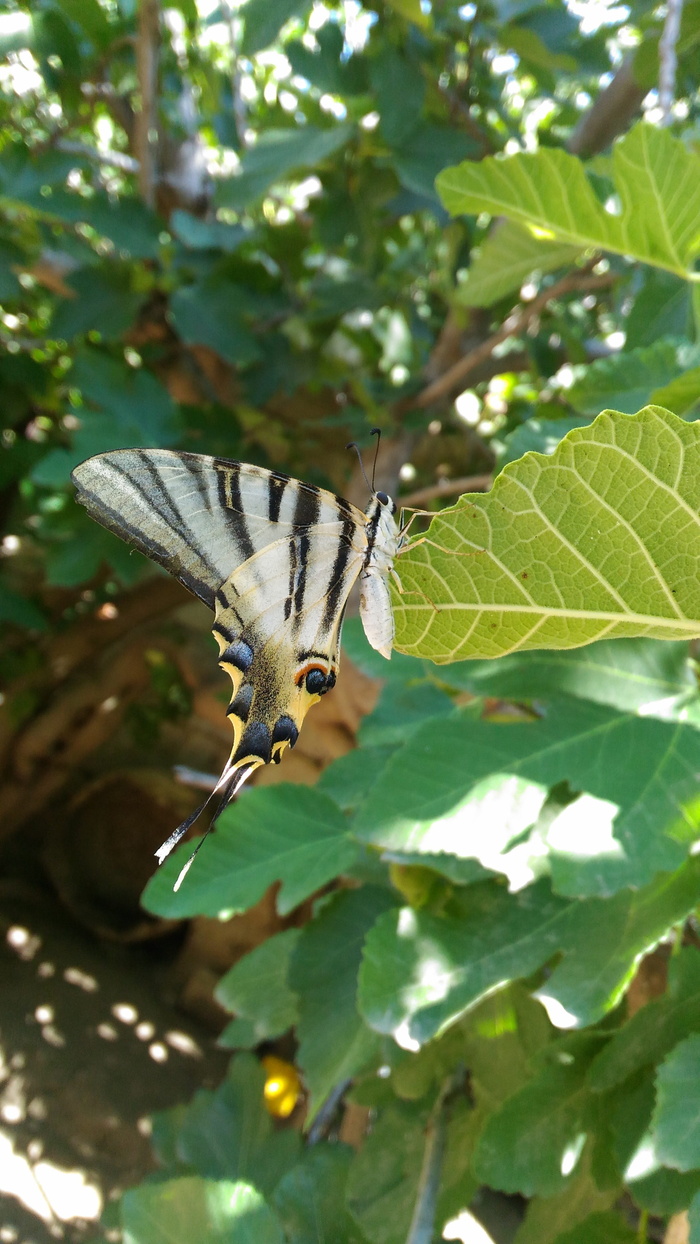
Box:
(444, 637), (694, 713)
(352, 696), (700, 896)
(473, 1039), (597, 1197)
(143, 785), (358, 919)
(170, 278), (262, 367)
(241, 0), (312, 56)
(588, 947), (700, 1092)
(171, 1055), (300, 1189)
(216, 929), (300, 1049)
(394, 407), (700, 663)
(553, 1212), (637, 1244)
(121, 1178), (284, 1244)
(358, 860), (700, 1044)
(51, 263), (143, 340)
(290, 887), (395, 1115)
(459, 219), (582, 307)
(273, 1146), (366, 1244)
(652, 1035), (700, 1171)
(437, 123), (700, 280)
(345, 1097), (477, 1244)
(512, 1149), (614, 1244)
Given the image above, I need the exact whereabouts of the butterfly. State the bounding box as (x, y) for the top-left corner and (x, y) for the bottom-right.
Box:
(72, 447), (404, 881)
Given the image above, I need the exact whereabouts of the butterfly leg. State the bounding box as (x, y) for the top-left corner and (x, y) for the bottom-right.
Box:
(402, 535), (487, 558)
(390, 567), (439, 612)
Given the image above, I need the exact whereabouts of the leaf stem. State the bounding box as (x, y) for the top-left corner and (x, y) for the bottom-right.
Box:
(637, 1207), (648, 1241)
(405, 1071), (464, 1244)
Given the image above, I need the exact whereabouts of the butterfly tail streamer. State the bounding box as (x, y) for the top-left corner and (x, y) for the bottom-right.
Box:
(155, 757), (260, 889)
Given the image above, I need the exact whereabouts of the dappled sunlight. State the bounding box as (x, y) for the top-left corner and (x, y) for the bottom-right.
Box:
(443, 1210), (497, 1242)
(415, 775), (548, 871)
(535, 993), (580, 1029)
(560, 1131), (586, 1177)
(0, 894), (228, 1242)
(0, 1128), (103, 1225)
(624, 1135), (662, 1182)
(545, 793), (624, 861)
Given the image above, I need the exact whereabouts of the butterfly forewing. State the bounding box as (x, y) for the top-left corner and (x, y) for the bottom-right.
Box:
(71, 449), (365, 609)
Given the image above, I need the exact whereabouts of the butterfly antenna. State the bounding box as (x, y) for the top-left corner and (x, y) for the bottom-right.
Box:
(370, 427), (381, 490)
(346, 440), (372, 492)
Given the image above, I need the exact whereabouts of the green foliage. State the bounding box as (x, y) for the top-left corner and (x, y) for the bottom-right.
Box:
(5, 2), (700, 1242)
(438, 123), (700, 284)
(395, 406), (700, 662)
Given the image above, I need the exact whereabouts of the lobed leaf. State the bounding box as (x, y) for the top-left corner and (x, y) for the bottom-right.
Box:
(143, 785), (358, 919)
(394, 407), (700, 663)
(352, 695), (700, 896)
(290, 887), (395, 1116)
(437, 123), (700, 280)
(652, 1035), (700, 1172)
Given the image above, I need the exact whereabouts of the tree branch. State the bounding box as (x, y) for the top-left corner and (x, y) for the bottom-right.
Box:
(405, 1072), (465, 1244)
(659, 0), (684, 126)
(135, 0), (160, 207)
(409, 263), (616, 411)
(401, 473), (492, 508)
(568, 56), (648, 157)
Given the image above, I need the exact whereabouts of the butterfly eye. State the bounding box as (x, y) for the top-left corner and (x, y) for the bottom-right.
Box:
(376, 490), (389, 505)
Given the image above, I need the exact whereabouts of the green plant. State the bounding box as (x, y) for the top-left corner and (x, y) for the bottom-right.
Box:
(4, 2), (700, 1242)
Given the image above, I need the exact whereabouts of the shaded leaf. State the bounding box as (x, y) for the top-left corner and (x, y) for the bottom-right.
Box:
(170, 278), (262, 367)
(273, 1146), (366, 1244)
(51, 263), (142, 340)
(172, 1055), (300, 1189)
(216, 126), (353, 210)
(121, 1178), (285, 1244)
(652, 1035), (700, 1171)
(497, 415), (590, 469)
(588, 947), (700, 1092)
(290, 887), (395, 1115)
(216, 929), (300, 1048)
(143, 785), (359, 919)
(459, 220), (581, 308)
(352, 695), (700, 896)
(473, 1039), (597, 1196)
(241, 0), (312, 56)
(512, 1147), (614, 1244)
(359, 861), (700, 1043)
(443, 637), (694, 714)
(567, 341), (700, 416)
(346, 1097), (477, 1244)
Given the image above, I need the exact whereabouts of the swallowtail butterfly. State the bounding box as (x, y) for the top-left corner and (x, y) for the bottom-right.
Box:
(72, 448), (404, 878)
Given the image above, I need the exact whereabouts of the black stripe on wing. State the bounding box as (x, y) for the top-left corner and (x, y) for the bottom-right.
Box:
(74, 456), (223, 608)
(290, 482), (321, 621)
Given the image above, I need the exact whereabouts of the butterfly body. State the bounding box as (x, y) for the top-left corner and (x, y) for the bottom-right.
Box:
(72, 449), (402, 862)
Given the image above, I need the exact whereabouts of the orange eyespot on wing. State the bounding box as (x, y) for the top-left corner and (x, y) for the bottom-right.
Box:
(294, 662), (337, 696)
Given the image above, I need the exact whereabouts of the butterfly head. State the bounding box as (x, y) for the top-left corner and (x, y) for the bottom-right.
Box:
(374, 489), (397, 515)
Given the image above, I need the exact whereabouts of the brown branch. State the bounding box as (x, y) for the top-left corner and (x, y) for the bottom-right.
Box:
(410, 264), (616, 411)
(568, 56), (648, 157)
(401, 473), (492, 508)
(55, 138), (139, 174)
(135, 0), (160, 207)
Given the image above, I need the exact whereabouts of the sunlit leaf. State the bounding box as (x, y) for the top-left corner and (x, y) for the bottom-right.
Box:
(395, 407), (700, 663)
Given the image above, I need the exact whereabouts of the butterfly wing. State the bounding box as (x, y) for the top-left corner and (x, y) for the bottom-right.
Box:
(71, 448), (361, 609)
(72, 449), (367, 858)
